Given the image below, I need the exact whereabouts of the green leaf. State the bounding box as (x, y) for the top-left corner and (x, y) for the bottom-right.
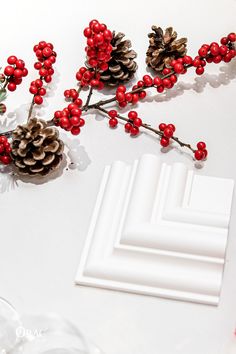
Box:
(0, 88), (7, 103)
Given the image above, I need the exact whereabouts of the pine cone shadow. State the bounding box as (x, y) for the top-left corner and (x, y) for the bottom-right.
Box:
(61, 133), (91, 171)
(144, 59), (236, 103)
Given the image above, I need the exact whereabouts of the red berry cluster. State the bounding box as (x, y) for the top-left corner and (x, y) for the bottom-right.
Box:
(29, 41), (57, 105)
(159, 123), (176, 147)
(108, 109), (142, 136)
(115, 83), (146, 108)
(4, 56), (28, 92)
(0, 136), (12, 165)
(194, 142), (208, 161)
(53, 96), (84, 135)
(84, 19), (113, 70)
(76, 66), (104, 89)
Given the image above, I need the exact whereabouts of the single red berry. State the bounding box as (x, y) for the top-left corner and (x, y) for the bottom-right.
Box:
(183, 55), (192, 65)
(34, 62), (42, 70)
(60, 117), (70, 128)
(228, 33), (236, 42)
(132, 93), (139, 104)
(162, 78), (172, 88)
(194, 150), (204, 160)
(64, 90), (71, 98)
(210, 44), (220, 56)
(219, 45), (228, 56)
(196, 66), (204, 75)
(109, 117), (118, 128)
(163, 127), (174, 138)
(15, 59), (25, 69)
(160, 136), (170, 147)
(202, 149), (208, 159)
(7, 82), (16, 91)
(213, 55), (222, 64)
(139, 91), (146, 99)
(130, 126), (139, 136)
(38, 41), (47, 49)
(117, 85), (126, 93)
(79, 118), (85, 127)
(39, 68), (48, 77)
(0, 136), (7, 144)
(7, 56), (17, 65)
(44, 75), (52, 83)
(197, 141), (206, 150)
(119, 101), (127, 108)
(108, 110), (118, 118)
(170, 74), (177, 83)
(54, 111), (62, 119)
(70, 116), (80, 126)
(84, 27), (92, 38)
(13, 69), (23, 78)
(163, 68), (171, 75)
(35, 79), (43, 88)
(153, 77), (163, 86)
(198, 47), (208, 57)
(0, 155), (11, 165)
(71, 108), (81, 117)
(128, 111), (138, 120)
(71, 126), (81, 135)
(143, 75), (153, 86)
(157, 85), (164, 93)
(124, 122), (132, 132)
(159, 123), (166, 131)
(34, 95), (43, 105)
(170, 59), (178, 67)
(137, 80), (144, 87)
(173, 63), (184, 74)
(221, 37), (228, 45)
(38, 87), (46, 96)
(223, 53), (232, 63)
(167, 124), (175, 132)
(4, 66), (14, 76)
(74, 98), (83, 107)
(29, 86), (38, 94)
(22, 68), (28, 77)
(42, 47), (52, 57)
(116, 91), (125, 102)
(133, 117), (142, 127)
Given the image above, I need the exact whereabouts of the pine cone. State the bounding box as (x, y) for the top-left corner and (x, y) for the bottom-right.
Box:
(11, 118), (64, 176)
(146, 26), (187, 73)
(100, 31), (138, 86)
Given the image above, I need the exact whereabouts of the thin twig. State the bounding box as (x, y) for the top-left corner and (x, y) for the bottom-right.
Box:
(84, 86), (93, 111)
(95, 106), (195, 153)
(28, 96), (35, 121)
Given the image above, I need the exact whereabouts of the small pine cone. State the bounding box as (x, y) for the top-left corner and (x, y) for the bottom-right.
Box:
(146, 26), (187, 73)
(100, 31), (138, 86)
(11, 118), (64, 176)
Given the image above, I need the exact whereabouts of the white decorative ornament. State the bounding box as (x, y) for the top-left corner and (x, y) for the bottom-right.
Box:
(75, 154), (234, 305)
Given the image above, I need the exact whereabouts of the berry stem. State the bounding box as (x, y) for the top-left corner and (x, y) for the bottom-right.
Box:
(84, 86), (94, 111)
(95, 105), (195, 153)
(28, 96), (35, 121)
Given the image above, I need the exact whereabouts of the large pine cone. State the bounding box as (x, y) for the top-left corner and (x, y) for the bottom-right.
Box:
(146, 26), (187, 73)
(100, 31), (138, 86)
(11, 118), (64, 176)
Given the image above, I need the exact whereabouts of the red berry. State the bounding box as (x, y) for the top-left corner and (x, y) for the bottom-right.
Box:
(108, 110), (118, 118)
(15, 59), (25, 69)
(116, 92), (125, 102)
(22, 68), (28, 77)
(162, 78), (172, 88)
(170, 74), (177, 83)
(38, 88), (46, 96)
(197, 141), (206, 150)
(7, 82), (16, 91)
(132, 93), (139, 104)
(139, 91), (146, 99)
(228, 33), (236, 42)
(173, 63), (184, 74)
(34, 62), (42, 70)
(133, 117), (142, 127)
(84, 27), (92, 38)
(167, 124), (175, 132)
(213, 55), (222, 64)
(71, 126), (81, 135)
(221, 37), (228, 45)
(119, 101), (127, 108)
(13, 69), (23, 78)
(35, 79), (43, 88)
(54, 111), (62, 119)
(0, 155), (11, 165)
(153, 77), (163, 86)
(194, 150), (204, 160)
(219, 45), (228, 56)
(163, 68), (171, 75)
(29, 86), (38, 94)
(202, 149), (208, 159)
(163, 127), (174, 138)
(124, 122), (132, 132)
(0, 136), (7, 144)
(60, 117), (70, 128)
(64, 90), (70, 98)
(183, 55), (193, 65)
(74, 98), (83, 107)
(42, 47), (52, 57)
(109, 117), (118, 128)
(159, 123), (166, 131)
(210, 44), (220, 56)
(143, 75), (153, 86)
(130, 126), (139, 136)
(4, 66), (14, 76)
(128, 111), (138, 120)
(196, 66), (204, 75)
(160, 136), (169, 147)
(157, 85), (164, 93)
(39, 68), (48, 77)
(79, 118), (85, 127)
(198, 47), (208, 57)
(117, 85), (126, 93)
(70, 116), (80, 126)
(34, 95), (43, 105)
(7, 56), (17, 65)
(44, 75), (52, 83)
(71, 108), (81, 117)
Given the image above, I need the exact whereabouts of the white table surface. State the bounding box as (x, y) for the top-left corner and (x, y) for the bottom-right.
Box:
(0, 0), (236, 353)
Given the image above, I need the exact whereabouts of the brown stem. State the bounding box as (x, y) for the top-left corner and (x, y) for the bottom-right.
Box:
(96, 106), (195, 153)
(28, 96), (35, 121)
(84, 86), (93, 111)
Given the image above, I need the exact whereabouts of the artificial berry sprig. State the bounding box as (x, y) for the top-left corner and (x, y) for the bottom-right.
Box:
(28, 41), (57, 118)
(3, 56), (28, 92)
(0, 135), (12, 165)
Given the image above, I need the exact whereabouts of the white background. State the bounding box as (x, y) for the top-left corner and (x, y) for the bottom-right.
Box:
(0, 0), (236, 353)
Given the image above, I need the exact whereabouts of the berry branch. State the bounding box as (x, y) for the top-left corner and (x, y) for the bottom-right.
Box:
(0, 19), (235, 175)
